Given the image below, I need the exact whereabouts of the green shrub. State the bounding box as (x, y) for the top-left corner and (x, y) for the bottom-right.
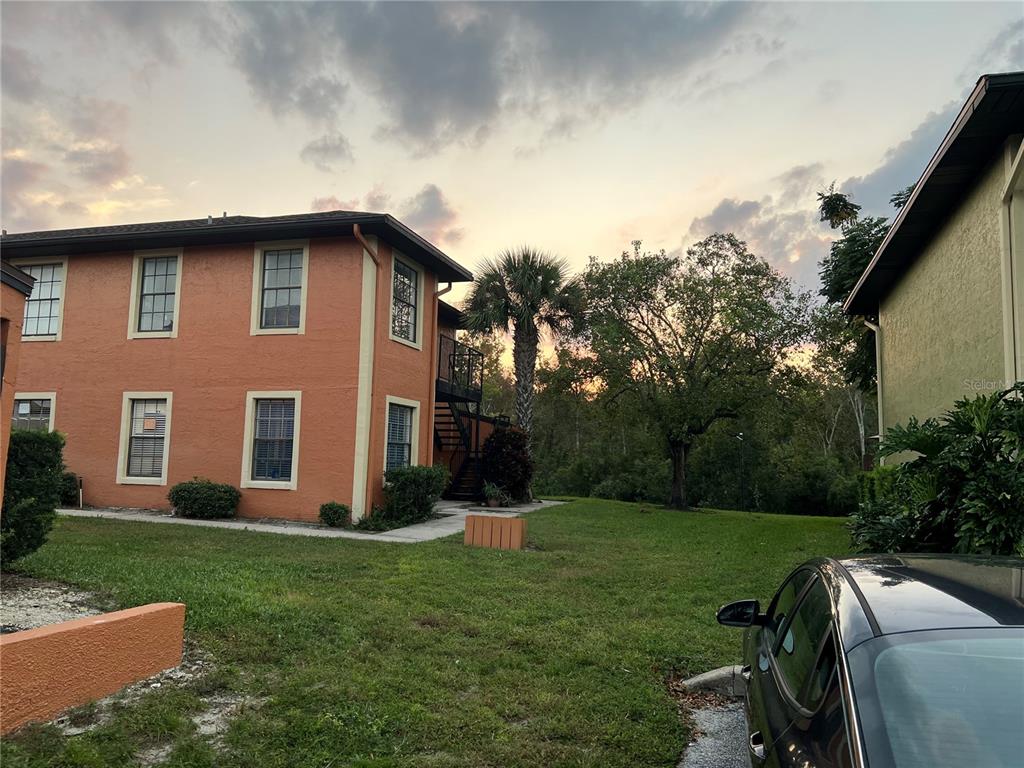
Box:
(2, 430), (64, 562)
(482, 481), (511, 506)
(60, 471), (80, 507)
(850, 383), (1024, 555)
(826, 474), (859, 517)
(379, 465), (449, 526)
(319, 501), (352, 528)
(353, 505), (390, 531)
(167, 478), (240, 520)
(481, 427), (534, 502)
(858, 465), (898, 505)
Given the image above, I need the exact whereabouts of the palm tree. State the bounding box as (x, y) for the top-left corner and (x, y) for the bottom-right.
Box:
(464, 247), (583, 437)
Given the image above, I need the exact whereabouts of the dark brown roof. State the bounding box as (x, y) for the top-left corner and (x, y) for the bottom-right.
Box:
(438, 299), (465, 329)
(1, 260), (34, 296)
(0, 210), (473, 282)
(845, 71), (1024, 315)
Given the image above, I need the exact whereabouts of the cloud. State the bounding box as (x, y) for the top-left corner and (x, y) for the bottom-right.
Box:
(960, 18), (1024, 81)
(3, 2), (764, 157)
(65, 97), (131, 142)
(220, 2), (757, 153)
(842, 102), (957, 216)
(687, 190), (832, 288)
(845, 22), (1024, 216)
(773, 163), (826, 208)
(299, 132), (354, 171)
(398, 184), (464, 245)
(815, 79), (844, 105)
(1, 45), (43, 103)
(364, 185), (392, 212)
(310, 195), (359, 212)
(64, 142), (132, 186)
(1, 154), (53, 230)
(225, 4), (348, 124)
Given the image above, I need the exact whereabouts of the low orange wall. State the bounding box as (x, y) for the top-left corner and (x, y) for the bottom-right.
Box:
(464, 515), (526, 550)
(0, 602), (185, 735)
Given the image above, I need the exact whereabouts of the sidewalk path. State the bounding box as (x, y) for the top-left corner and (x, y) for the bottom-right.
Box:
(57, 500), (564, 544)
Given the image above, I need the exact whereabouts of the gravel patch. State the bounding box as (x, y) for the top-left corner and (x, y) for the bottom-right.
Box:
(0, 573), (102, 633)
(677, 701), (749, 768)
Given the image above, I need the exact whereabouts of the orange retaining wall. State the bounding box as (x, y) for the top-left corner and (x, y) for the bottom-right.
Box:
(464, 514), (526, 550)
(0, 602), (185, 734)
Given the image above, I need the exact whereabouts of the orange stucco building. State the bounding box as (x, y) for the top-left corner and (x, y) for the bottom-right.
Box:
(2, 211), (489, 521)
(1, 261), (36, 497)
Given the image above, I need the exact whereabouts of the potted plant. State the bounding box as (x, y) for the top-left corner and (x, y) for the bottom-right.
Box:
(483, 481), (508, 508)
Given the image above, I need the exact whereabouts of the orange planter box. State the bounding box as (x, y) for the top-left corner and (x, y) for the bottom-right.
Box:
(0, 603), (185, 735)
(464, 515), (526, 550)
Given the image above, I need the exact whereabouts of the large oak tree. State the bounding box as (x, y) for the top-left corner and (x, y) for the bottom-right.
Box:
(582, 235), (811, 509)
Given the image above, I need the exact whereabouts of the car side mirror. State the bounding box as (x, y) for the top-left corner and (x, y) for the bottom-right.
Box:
(717, 599), (764, 628)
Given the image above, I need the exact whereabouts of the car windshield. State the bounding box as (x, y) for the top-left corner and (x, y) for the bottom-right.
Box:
(851, 629), (1024, 768)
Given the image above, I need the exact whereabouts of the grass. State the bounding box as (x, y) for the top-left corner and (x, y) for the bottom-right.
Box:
(1, 499), (850, 767)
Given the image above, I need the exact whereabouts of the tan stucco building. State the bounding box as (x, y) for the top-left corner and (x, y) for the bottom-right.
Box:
(846, 72), (1024, 434)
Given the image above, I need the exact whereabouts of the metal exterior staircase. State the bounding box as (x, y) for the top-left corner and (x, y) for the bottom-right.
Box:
(434, 401), (481, 500)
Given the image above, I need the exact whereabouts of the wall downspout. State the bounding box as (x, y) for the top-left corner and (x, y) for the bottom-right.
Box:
(863, 318), (883, 465)
(428, 282), (453, 467)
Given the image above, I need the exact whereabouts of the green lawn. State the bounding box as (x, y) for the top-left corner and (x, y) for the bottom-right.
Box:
(2, 500), (850, 768)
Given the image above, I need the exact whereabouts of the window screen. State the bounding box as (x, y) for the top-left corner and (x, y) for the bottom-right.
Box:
(138, 256), (178, 332)
(12, 398), (51, 431)
(260, 249), (303, 329)
(126, 398), (168, 477)
(386, 403), (414, 471)
(20, 263), (63, 336)
(252, 399), (295, 481)
(391, 260), (418, 342)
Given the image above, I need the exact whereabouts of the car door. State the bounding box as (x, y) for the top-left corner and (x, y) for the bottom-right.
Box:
(763, 579), (843, 767)
(743, 567), (815, 765)
(801, 633), (856, 768)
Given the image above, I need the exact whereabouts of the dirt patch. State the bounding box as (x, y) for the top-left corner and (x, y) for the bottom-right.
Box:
(0, 573), (104, 633)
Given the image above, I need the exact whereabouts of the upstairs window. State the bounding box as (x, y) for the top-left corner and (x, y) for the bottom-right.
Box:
(390, 257), (420, 345)
(260, 249), (304, 330)
(19, 262), (65, 339)
(12, 395), (54, 431)
(135, 254), (180, 334)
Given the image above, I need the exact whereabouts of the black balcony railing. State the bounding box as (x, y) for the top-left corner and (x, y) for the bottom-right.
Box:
(437, 334), (483, 401)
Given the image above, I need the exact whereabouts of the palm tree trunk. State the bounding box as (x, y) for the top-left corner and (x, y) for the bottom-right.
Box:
(512, 321), (539, 437)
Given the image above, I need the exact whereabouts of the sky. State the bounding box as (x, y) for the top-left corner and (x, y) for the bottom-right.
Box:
(2, 1), (1022, 301)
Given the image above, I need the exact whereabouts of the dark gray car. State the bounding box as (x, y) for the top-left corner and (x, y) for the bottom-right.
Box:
(716, 555), (1024, 767)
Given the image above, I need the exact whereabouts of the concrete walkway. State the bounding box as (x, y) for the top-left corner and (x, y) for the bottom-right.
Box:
(57, 500), (564, 544)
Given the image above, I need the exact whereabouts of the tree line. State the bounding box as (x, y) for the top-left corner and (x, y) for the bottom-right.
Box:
(462, 185), (911, 513)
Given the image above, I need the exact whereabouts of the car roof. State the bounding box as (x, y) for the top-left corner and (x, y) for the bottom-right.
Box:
(823, 555), (1024, 650)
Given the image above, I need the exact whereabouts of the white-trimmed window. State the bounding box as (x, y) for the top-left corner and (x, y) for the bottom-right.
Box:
(116, 392), (172, 485)
(11, 392), (56, 432)
(128, 249), (183, 339)
(250, 242), (309, 335)
(14, 258), (68, 341)
(241, 391), (301, 489)
(384, 396), (420, 472)
(389, 253), (423, 348)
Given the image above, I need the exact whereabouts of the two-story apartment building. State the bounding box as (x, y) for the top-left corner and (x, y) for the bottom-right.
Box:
(845, 72), (1024, 434)
(1, 210), (487, 522)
